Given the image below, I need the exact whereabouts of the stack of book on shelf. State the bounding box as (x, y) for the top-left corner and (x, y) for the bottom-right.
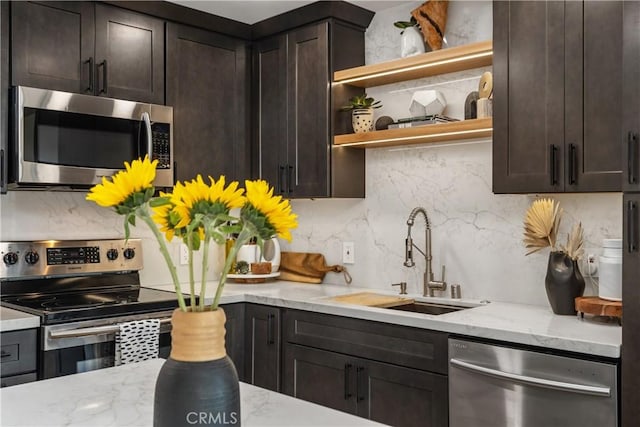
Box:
(387, 115), (459, 129)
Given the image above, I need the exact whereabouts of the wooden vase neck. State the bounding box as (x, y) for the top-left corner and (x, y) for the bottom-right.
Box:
(170, 308), (227, 362)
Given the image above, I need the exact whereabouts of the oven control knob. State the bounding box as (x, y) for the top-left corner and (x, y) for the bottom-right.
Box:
(3, 252), (18, 266)
(123, 248), (136, 260)
(106, 249), (119, 261)
(24, 251), (39, 265)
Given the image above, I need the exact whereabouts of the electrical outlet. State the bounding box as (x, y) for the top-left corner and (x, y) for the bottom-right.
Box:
(342, 241), (355, 264)
(179, 243), (189, 265)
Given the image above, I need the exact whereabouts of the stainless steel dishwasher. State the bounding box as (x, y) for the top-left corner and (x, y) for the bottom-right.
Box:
(449, 338), (618, 427)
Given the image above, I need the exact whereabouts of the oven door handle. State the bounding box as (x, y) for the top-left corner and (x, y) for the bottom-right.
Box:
(49, 317), (172, 339)
(450, 358), (611, 397)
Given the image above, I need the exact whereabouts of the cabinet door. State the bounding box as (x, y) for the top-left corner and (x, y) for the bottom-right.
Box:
(358, 360), (448, 427)
(221, 303), (245, 382)
(11, 1), (94, 94)
(167, 23), (250, 183)
(287, 22), (330, 198)
(493, 1), (566, 193)
(283, 343), (358, 415)
(565, 1), (623, 192)
(623, 1), (640, 192)
(245, 304), (280, 392)
(253, 35), (288, 192)
(623, 193), (640, 423)
(94, 4), (164, 104)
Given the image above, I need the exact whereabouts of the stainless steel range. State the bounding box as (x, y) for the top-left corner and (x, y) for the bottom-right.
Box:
(0, 239), (188, 379)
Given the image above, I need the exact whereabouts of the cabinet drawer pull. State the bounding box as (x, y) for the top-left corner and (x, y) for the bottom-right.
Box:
(267, 313), (275, 345)
(97, 60), (108, 94)
(628, 132), (639, 185)
(85, 57), (94, 93)
(278, 165), (286, 194)
(344, 363), (352, 400)
(628, 200), (638, 253)
(568, 144), (577, 185)
(287, 165), (294, 194)
(0, 350), (11, 358)
(549, 144), (558, 185)
(356, 366), (365, 402)
(1, 148), (4, 190)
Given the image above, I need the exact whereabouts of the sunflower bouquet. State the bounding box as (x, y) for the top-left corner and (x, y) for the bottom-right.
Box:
(86, 156), (297, 312)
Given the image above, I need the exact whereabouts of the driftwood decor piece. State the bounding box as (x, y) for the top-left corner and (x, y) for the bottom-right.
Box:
(411, 1), (449, 51)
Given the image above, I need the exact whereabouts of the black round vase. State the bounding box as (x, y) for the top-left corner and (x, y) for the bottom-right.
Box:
(154, 356), (240, 426)
(544, 251), (586, 315)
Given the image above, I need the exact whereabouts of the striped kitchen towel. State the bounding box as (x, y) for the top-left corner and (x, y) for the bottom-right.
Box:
(115, 319), (160, 365)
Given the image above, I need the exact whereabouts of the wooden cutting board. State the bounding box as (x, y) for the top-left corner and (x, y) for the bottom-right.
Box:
(330, 292), (414, 308)
(575, 296), (622, 318)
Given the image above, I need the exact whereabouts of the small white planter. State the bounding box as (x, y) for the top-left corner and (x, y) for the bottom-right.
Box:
(352, 108), (374, 133)
(400, 26), (425, 58)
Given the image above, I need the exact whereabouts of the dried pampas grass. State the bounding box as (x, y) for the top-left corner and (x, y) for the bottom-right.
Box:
(560, 222), (585, 261)
(523, 198), (563, 255)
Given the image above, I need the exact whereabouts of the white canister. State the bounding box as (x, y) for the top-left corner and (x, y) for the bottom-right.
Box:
(598, 238), (622, 301)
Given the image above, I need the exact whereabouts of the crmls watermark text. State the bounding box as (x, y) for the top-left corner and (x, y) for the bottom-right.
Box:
(186, 411), (239, 425)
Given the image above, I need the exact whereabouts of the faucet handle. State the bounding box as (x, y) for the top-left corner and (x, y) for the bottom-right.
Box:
(441, 265), (446, 282)
(392, 282), (407, 295)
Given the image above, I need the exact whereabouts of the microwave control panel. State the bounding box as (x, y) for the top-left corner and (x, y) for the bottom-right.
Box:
(151, 123), (171, 169)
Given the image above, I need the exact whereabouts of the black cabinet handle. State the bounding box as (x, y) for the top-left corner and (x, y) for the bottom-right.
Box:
(97, 60), (108, 94)
(549, 144), (558, 185)
(85, 57), (94, 93)
(628, 200), (638, 253)
(173, 161), (178, 185)
(344, 363), (352, 400)
(0, 148), (4, 190)
(356, 366), (365, 402)
(267, 313), (275, 345)
(278, 165), (286, 194)
(287, 165), (294, 194)
(1, 350), (11, 358)
(628, 132), (639, 185)
(568, 143), (577, 185)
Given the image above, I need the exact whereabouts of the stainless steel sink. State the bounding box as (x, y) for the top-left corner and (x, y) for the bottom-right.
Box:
(386, 301), (468, 315)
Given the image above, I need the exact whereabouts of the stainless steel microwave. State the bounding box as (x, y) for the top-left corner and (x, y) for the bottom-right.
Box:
(10, 86), (173, 189)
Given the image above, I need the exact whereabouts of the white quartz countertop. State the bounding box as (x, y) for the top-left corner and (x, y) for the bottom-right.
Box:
(147, 281), (622, 358)
(0, 359), (380, 427)
(0, 306), (40, 332)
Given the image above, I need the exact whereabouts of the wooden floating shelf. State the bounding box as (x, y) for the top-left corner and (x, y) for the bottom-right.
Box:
(333, 40), (493, 88)
(333, 118), (493, 149)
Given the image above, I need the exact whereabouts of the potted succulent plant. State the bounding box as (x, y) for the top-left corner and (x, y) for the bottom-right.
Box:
(340, 94), (382, 133)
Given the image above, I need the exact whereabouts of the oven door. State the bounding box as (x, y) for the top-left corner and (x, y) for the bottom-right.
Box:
(13, 85), (173, 188)
(41, 311), (173, 379)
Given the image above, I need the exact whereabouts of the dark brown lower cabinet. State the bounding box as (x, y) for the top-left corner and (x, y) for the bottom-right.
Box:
(221, 303), (245, 382)
(284, 343), (448, 427)
(244, 304), (281, 391)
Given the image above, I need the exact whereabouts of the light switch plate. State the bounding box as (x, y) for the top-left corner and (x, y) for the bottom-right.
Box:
(179, 243), (189, 265)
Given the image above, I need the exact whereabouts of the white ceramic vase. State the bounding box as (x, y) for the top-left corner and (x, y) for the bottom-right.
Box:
(400, 26), (425, 58)
(352, 108), (374, 133)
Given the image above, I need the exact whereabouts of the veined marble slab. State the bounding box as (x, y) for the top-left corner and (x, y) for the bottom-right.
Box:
(0, 307), (39, 332)
(146, 281), (622, 358)
(0, 359), (381, 427)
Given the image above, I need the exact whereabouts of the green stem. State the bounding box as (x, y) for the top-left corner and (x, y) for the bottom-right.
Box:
(210, 227), (253, 310)
(199, 234), (211, 311)
(187, 233), (195, 311)
(139, 211), (187, 312)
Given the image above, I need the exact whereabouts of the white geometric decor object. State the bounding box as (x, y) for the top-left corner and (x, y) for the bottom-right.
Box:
(409, 90), (447, 117)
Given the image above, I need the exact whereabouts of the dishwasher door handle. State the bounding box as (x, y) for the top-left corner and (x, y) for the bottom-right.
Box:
(450, 358), (611, 397)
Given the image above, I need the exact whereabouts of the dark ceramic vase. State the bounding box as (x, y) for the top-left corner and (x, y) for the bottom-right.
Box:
(544, 251), (586, 315)
(154, 308), (240, 426)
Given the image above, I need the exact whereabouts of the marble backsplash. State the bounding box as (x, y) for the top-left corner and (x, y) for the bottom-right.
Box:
(0, 1), (623, 307)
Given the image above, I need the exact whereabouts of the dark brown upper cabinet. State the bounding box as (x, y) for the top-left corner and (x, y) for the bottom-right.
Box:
(493, 1), (623, 194)
(167, 22), (250, 183)
(623, 1), (640, 193)
(11, 1), (164, 104)
(253, 20), (366, 199)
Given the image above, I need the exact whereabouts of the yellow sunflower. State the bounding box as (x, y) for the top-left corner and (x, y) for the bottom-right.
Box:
(208, 176), (246, 210)
(243, 179), (298, 241)
(86, 156), (157, 208)
(151, 192), (180, 241)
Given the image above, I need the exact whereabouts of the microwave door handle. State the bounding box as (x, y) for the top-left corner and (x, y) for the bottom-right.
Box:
(142, 112), (152, 159)
(449, 358), (611, 397)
